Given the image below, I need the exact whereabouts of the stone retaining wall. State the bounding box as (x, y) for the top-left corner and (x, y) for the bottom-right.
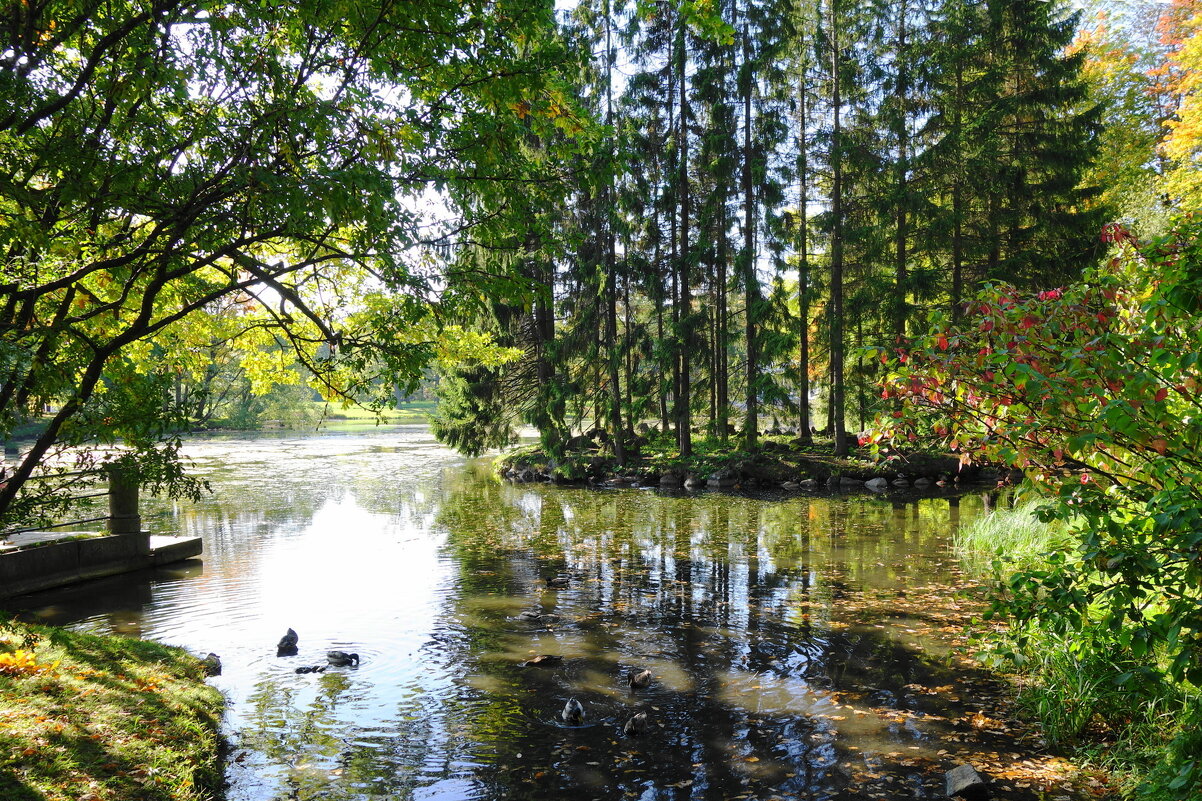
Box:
(0, 533), (201, 599)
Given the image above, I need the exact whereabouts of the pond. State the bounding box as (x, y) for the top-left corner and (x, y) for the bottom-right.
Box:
(5, 427), (1083, 801)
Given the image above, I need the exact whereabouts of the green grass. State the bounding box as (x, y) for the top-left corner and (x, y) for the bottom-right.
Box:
(0, 618), (224, 801)
(954, 499), (1071, 574)
(310, 400), (435, 425)
(1001, 625), (1201, 800)
(959, 502), (1202, 800)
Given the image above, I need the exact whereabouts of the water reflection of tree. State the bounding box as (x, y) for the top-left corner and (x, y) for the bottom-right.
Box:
(416, 480), (991, 799)
(238, 663), (500, 801)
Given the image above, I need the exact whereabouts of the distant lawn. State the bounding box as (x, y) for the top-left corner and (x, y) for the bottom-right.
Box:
(311, 400), (435, 424)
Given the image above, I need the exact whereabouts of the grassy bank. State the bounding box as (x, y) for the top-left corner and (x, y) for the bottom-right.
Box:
(314, 399), (435, 425)
(0, 618), (224, 801)
(956, 503), (1202, 800)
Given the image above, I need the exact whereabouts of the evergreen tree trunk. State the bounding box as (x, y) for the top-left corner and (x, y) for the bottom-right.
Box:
(892, 0), (909, 344)
(676, 18), (693, 458)
(718, 204), (730, 443)
(701, 246), (711, 432)
(668, 44), (680, 443)
(951, 63), (964, 320)
(623, 254), (633, 420)
(828, 0), (848, 457)
(796, 59), (812, 444)
(742, 8), (759, 452)
(605, 0), (626, 465)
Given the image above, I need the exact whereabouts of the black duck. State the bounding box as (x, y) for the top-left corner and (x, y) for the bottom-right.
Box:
(201, 653), (222, 677)
(277, 628), (299, 655)
(327, 651), (361, 666)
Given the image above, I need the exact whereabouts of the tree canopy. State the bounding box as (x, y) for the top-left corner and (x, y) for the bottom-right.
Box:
(0, 0), (583, 526)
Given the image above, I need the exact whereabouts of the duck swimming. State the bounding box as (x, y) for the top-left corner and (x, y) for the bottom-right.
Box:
(561, 697), (585, 725)
(277, 628), (299, 655)
(327, 651), (360, 666)
(294, 665), (327, 674)
(623, 711), (649, 736)
(545, 575), (570, 589)
(628, 669), (652, 689)
(521, 654), (563, 667)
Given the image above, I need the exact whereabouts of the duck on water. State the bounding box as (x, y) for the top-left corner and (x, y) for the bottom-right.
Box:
(327, 651), (361, 666)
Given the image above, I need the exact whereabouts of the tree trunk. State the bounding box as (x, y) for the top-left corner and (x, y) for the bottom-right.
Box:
(829, 0), (848, 457)
(742, 8), (758, 452)
(604, 0), (626, 465)
(796, 57), (812, 444)
(892, 0), (909, 344)
(676, 18), (693, 458)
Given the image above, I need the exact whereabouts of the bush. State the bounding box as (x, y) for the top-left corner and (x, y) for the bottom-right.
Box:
(871, 220), (1202, 799)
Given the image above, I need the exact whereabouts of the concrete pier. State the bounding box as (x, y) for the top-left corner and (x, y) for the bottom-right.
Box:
(0, 465), (203, 600)
(0, 532), (202, 599)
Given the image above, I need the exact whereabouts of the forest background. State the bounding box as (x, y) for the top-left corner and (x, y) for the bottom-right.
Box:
(3, 0), (1202, 797)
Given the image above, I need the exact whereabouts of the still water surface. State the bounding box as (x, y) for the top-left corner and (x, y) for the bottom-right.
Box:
(10, 427), (1030, 800)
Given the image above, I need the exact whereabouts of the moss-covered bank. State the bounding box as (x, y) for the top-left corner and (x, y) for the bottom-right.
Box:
(498, 431), (985, 491)
(0, 618), (224, 801)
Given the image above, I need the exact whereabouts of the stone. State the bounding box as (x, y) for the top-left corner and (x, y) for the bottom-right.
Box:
(799, 478), (820, 488)
(913, 477), (932, 488)
(838, 476), (864, 488)
(892, 478), (911, 488)
(781, 481), (800, 490)
(659, 473), (682, 487)
(706, 467), (739, 488)
(684, 475), (704, 490)
(945, 764), (988, 800)
(201, 653), (222, 676)
(864, 477), (889, 492)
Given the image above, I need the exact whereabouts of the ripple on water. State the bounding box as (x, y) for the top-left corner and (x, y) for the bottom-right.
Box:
(5, 429), (1086, 801)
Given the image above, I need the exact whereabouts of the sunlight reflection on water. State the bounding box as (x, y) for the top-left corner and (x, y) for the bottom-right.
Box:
(6, 426), (1062, 801)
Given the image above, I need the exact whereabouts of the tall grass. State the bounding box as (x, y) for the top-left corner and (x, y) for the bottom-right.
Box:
(959, 500), (1202, 800)
(954, 498), (1070, 574)
(1003, 626), (1201, 799)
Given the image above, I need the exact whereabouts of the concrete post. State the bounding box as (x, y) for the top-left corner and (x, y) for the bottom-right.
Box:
(107, 464), (148, 554)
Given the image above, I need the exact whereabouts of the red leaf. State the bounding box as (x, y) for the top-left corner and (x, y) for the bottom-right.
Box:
(1154, 388), (1168, 402)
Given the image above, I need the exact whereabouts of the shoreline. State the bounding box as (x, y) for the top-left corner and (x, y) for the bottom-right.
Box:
(496, 434), (992, 494)
(0, 618), (224, 801)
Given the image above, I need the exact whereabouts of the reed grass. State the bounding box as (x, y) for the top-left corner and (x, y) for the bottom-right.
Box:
(954, 499), (1071, 575)
(959, 501), (1202, 799)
